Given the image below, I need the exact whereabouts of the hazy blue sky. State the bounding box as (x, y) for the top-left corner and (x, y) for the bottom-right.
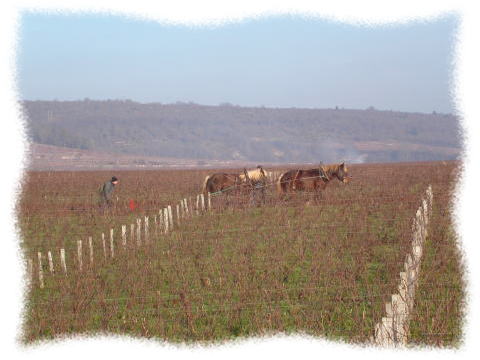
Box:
(18, 13), (457, 113)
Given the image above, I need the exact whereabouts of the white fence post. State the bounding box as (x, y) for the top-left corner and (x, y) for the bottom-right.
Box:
(168, 205), (173, 230)
(183, 198), (190, 218)
(121, 225), (127, 248)
(47, 250), (54, 273)
(164, 208), (169, 233)
(101, 233), (107, 259)
(77, 239), (83, 271)
(200, 194), (205, 211)
(60, 248), (67, 274)
(153, 215), (158, 237)
(136, 218), (142, 246)
(373, 185), (433, 346)
(88, 236), (94, 266)
(110, 228), (115, 258)
(176, 204), (181, 225)
(37, 252), (44, 289)
(196, 195), (200, 215)
(144, 216), (149, 242)
(130, 224), (135, 245)
(158, 209), (164, 234)
(208, 192), (212, 210)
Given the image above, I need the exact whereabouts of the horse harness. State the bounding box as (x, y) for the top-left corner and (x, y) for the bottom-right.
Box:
(291, 167), (329, 190)
(318, 166), (330, 182)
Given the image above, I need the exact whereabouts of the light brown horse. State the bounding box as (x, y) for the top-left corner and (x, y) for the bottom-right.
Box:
(202, 173), (242, 195)
(238, 166), (267, 185)
(276, 162), (350, 196)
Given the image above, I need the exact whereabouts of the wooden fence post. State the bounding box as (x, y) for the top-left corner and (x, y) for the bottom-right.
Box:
(47, 250), (54, 273)
(200, 194), (205, 211)
(183, 198), (189, 217)
(208, 192), (212, 210)
(168, 205), (173, 230)
(163, 208), (169, 234)
(77, 240), (83, 271)
(88, 236), (94, 266)
(373, 185), (433, 346)
(37, 252), (44, 289)
(60, 248), (67, 274)
(196, 195), (200, 215)
(136, 218), (142, 246)
(153, 215), (158, 237)
(102, 233), (107, 259)
(158, 209), (164, 234)
(176, 204), (181, 225)
(121, 225), (127, 248)
(130, 224), (135, 245)
(144, 216), (149, 243)
(110, 228), (115, 258)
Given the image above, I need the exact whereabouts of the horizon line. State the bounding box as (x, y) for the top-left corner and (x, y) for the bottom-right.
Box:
(20, 98), (455, 116)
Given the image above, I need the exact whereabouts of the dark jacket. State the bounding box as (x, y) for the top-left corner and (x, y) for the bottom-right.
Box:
(100, 181), (115, 203)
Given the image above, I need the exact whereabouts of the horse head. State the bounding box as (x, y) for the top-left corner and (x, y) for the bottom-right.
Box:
(336, 162), (350, 183)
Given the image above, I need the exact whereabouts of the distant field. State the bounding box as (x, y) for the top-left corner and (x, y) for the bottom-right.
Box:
(18, 161), (464, 345)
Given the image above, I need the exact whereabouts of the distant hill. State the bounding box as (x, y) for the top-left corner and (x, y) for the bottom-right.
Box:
(21, 100), (461, 164)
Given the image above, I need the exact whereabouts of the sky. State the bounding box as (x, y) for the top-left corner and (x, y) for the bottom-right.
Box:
(17, 12), (457, 113)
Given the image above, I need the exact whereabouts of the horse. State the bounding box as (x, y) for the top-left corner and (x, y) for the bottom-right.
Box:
(276, 162), (350, 198)
(202, 173), (242, 195)
(238, 165), (267, 185)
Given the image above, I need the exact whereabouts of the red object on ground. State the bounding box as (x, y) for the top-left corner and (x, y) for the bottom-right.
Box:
(129, 199), (136, 211)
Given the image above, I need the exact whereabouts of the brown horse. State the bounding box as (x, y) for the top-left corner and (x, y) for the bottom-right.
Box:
(202, 173), (242, 195)
(276, 162), (350, 196)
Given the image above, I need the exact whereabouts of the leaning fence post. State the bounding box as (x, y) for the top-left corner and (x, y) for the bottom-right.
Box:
(88, 236), (94, 265)
(183, 198), (190, 217)
(37, 252), (44, 289)
(121, 225), (127, 248)
(47, 250), (54, 273)
(110, 228), (115, 258)
(77, 240), (83, 271)
(60, 248), (67, 274)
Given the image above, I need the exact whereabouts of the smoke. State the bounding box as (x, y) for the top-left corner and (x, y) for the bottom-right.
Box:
(309, 138), (367, 164)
